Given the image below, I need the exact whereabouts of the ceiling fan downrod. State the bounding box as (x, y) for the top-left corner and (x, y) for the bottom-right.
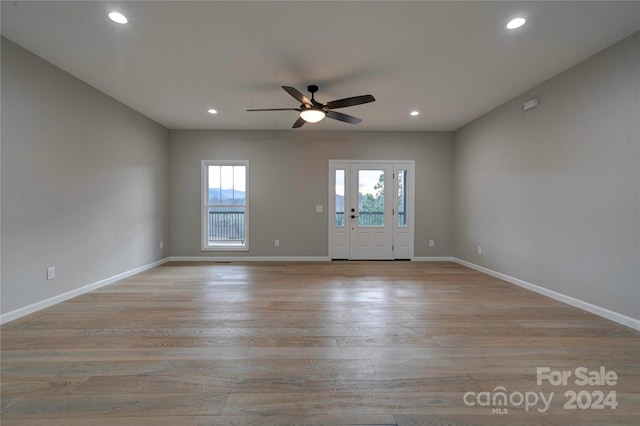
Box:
(307, 85), (319, 104)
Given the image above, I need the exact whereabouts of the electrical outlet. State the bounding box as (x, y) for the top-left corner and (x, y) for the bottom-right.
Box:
(47, 266), (56, 280)
(477, 245), (482, 255)
(429, 240), (435, 247)
(160, 241), (164, 249)
(316, 205), (323, 213)
(275, 240), (280, 247)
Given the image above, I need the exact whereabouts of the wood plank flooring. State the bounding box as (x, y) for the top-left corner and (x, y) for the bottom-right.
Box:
(1, 261), (639, 425)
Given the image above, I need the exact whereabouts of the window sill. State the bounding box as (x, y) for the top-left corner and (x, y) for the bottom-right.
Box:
(202, 245), (249, 252)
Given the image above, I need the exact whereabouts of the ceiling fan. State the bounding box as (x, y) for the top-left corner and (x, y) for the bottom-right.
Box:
(247, 85), (375, 128)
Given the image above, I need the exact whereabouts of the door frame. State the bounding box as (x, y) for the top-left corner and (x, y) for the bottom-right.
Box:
(328, 160), (415, 260)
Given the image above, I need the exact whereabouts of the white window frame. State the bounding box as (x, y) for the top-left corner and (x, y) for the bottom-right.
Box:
(201, 160), (249, 251)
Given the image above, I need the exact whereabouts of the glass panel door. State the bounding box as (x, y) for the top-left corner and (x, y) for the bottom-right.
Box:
(357, 169), (385, 227)
(349, 164), (393, 260)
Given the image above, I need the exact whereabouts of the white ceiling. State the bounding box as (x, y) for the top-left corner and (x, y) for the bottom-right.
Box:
(2, 1), (639, 131)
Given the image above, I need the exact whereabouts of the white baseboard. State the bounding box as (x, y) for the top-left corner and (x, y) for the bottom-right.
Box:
(169, 256), (331, 262)
(412, 256), (454, 262)
(173, 256), (453, 262)
(453, 257), (640, 331)
(0, 257), (171, 325)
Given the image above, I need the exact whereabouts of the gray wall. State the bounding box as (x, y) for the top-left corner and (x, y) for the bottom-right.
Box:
(1, 38), (170, 314)
(169, 130), (453, 258)
(453, 33), (640, 319)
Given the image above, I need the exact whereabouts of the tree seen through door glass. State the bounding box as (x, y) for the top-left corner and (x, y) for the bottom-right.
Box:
(358, 170), (384, 227)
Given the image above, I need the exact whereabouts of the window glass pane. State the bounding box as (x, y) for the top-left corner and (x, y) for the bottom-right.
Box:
(207, 207), (246, 245)
(358, 170), (384, 227)
(398, 170), (407, 227)
(208, 166), (221, 204)
(335, 169), (345, 227)
(233, 166), (246, 205)
(220, 166), (234, 190)
(209, 166), (246, 206)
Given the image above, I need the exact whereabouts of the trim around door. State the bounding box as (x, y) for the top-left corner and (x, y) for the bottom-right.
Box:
(328, 160), (415, 260)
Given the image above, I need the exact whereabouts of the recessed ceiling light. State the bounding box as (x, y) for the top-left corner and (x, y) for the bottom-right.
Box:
(108, 12), (128, 24)
(410, 111), (420, 116)
(506, 17), (526, 30)
(208, 109), (218, 115)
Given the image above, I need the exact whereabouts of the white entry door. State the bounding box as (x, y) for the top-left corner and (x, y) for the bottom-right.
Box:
(329, 160), (414, 260)
(349, 164), (394, 259)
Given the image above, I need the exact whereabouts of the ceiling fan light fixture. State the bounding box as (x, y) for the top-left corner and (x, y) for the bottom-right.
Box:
(300, 109), (325, 123)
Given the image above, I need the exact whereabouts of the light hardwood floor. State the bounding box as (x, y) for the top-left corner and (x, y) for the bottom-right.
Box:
(1, 261), (639, 425)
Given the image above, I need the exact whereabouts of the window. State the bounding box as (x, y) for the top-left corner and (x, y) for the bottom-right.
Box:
(335, 169), (345, 227)
(397, 169), (408, 227)
(202, 160), (248, 250)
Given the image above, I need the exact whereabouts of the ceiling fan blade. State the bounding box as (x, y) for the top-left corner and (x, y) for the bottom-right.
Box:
(325, 94), (375, 109)
(246, 108), (300, 111)
(326, 110), (362, 125)
(282, 86), (311, 105)
(292, 117), (306, 128)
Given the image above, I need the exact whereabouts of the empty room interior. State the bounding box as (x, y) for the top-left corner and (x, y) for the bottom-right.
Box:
(1, 1), (639, 425)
